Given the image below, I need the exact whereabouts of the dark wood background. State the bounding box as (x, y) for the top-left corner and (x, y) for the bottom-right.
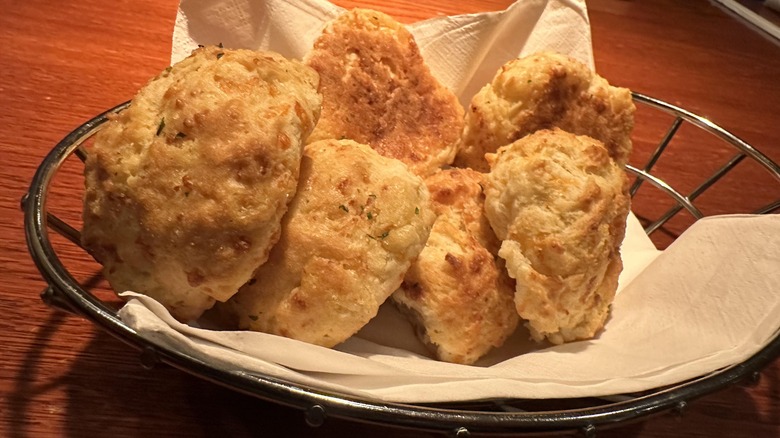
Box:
(1, 0), (778, 436)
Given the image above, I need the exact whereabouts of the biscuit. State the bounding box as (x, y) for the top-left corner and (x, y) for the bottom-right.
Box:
(222, 139), (435, 348)
(394, 168), (518, 364)
(82, 46), (321, 321)
(424, 168), (502, 254)
(305, 8), (464, 177)
(455, 52), (635, 172)
(484, 128), (630, 344)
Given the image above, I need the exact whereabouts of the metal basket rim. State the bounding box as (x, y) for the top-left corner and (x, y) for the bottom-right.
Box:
(22, 92), (780, 435)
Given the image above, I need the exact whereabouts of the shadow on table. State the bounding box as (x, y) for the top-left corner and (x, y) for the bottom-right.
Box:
(593, 364), (780, 437)
(8, 310), (778, 437)
(7, 312), (437, 437)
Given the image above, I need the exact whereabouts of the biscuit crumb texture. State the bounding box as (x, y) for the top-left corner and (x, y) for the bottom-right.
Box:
(456, 52), (634, 172)
(82, 46), (321, 322)
(484, 129), (630, 344)
(305, 8), (464, 177)
(223, 139), (435, 348)
(395, 168), (518, 365)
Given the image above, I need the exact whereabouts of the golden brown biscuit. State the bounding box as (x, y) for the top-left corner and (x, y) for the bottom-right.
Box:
(484, 128), (630, 344)
(394, 168), (518, 364)
(222, 139), (435, 348)
(455, 52), (635, 172)
(82, 46), (321, 321)
(305, 8), (464, 177)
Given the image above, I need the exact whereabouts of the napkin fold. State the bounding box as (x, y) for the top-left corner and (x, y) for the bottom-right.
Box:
(112, 0), (780, 403)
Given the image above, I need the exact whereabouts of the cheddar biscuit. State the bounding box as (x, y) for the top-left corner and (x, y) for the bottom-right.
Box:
(223, 139), (435, 347)
(82, 46), (321, 321)
(395, 169), (518, 364)
(305, 9), (464, 177)
(484, 129), (630, 344)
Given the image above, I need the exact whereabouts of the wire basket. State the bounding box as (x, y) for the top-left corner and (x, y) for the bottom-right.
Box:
(23, 93), (780, 436)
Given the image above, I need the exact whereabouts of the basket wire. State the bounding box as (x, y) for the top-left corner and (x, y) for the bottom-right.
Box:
(23, 93), (780, 436)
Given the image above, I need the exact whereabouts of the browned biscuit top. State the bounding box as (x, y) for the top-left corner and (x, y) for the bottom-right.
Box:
(82, 46), (321, 321)
(305, 8), (464, 177)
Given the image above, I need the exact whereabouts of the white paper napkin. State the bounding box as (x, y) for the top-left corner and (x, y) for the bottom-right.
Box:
(119, 214), (780, 402)
(172, 0), (594, 106)
(113, 0), (780, 403)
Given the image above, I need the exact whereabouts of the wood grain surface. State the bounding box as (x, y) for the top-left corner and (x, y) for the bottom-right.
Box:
(1, 0), (778, 437)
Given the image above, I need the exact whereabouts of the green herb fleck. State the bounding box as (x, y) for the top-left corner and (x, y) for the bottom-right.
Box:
(527, 79), (532, 83)
(368, 194), (377, 200)
(216, 52), (224, 59)
(415, 207), (420, 215)
(156, 118), (165, 136)
(175, 132), (186, 139)
(338, 204), (349, 213)
(366, 212), (374, 220)
(218, 42), (224, 49)
(248, 315), (259, 321)
(367, 231), (389, 240)
(197, 44), (205, 48)
(164, 66), (172, 73)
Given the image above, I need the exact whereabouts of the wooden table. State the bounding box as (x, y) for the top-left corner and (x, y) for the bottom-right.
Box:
(1, 0), (778, 436)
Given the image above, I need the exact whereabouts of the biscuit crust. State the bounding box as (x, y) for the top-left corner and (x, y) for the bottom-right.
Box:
(82, 46), (321, 321)
(484, 129), (630, 344)
(395, 168), (518, 364)
(223, 139), (435, 348)
(455, 52), (635, 172)
(305, 9), (464, 177)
